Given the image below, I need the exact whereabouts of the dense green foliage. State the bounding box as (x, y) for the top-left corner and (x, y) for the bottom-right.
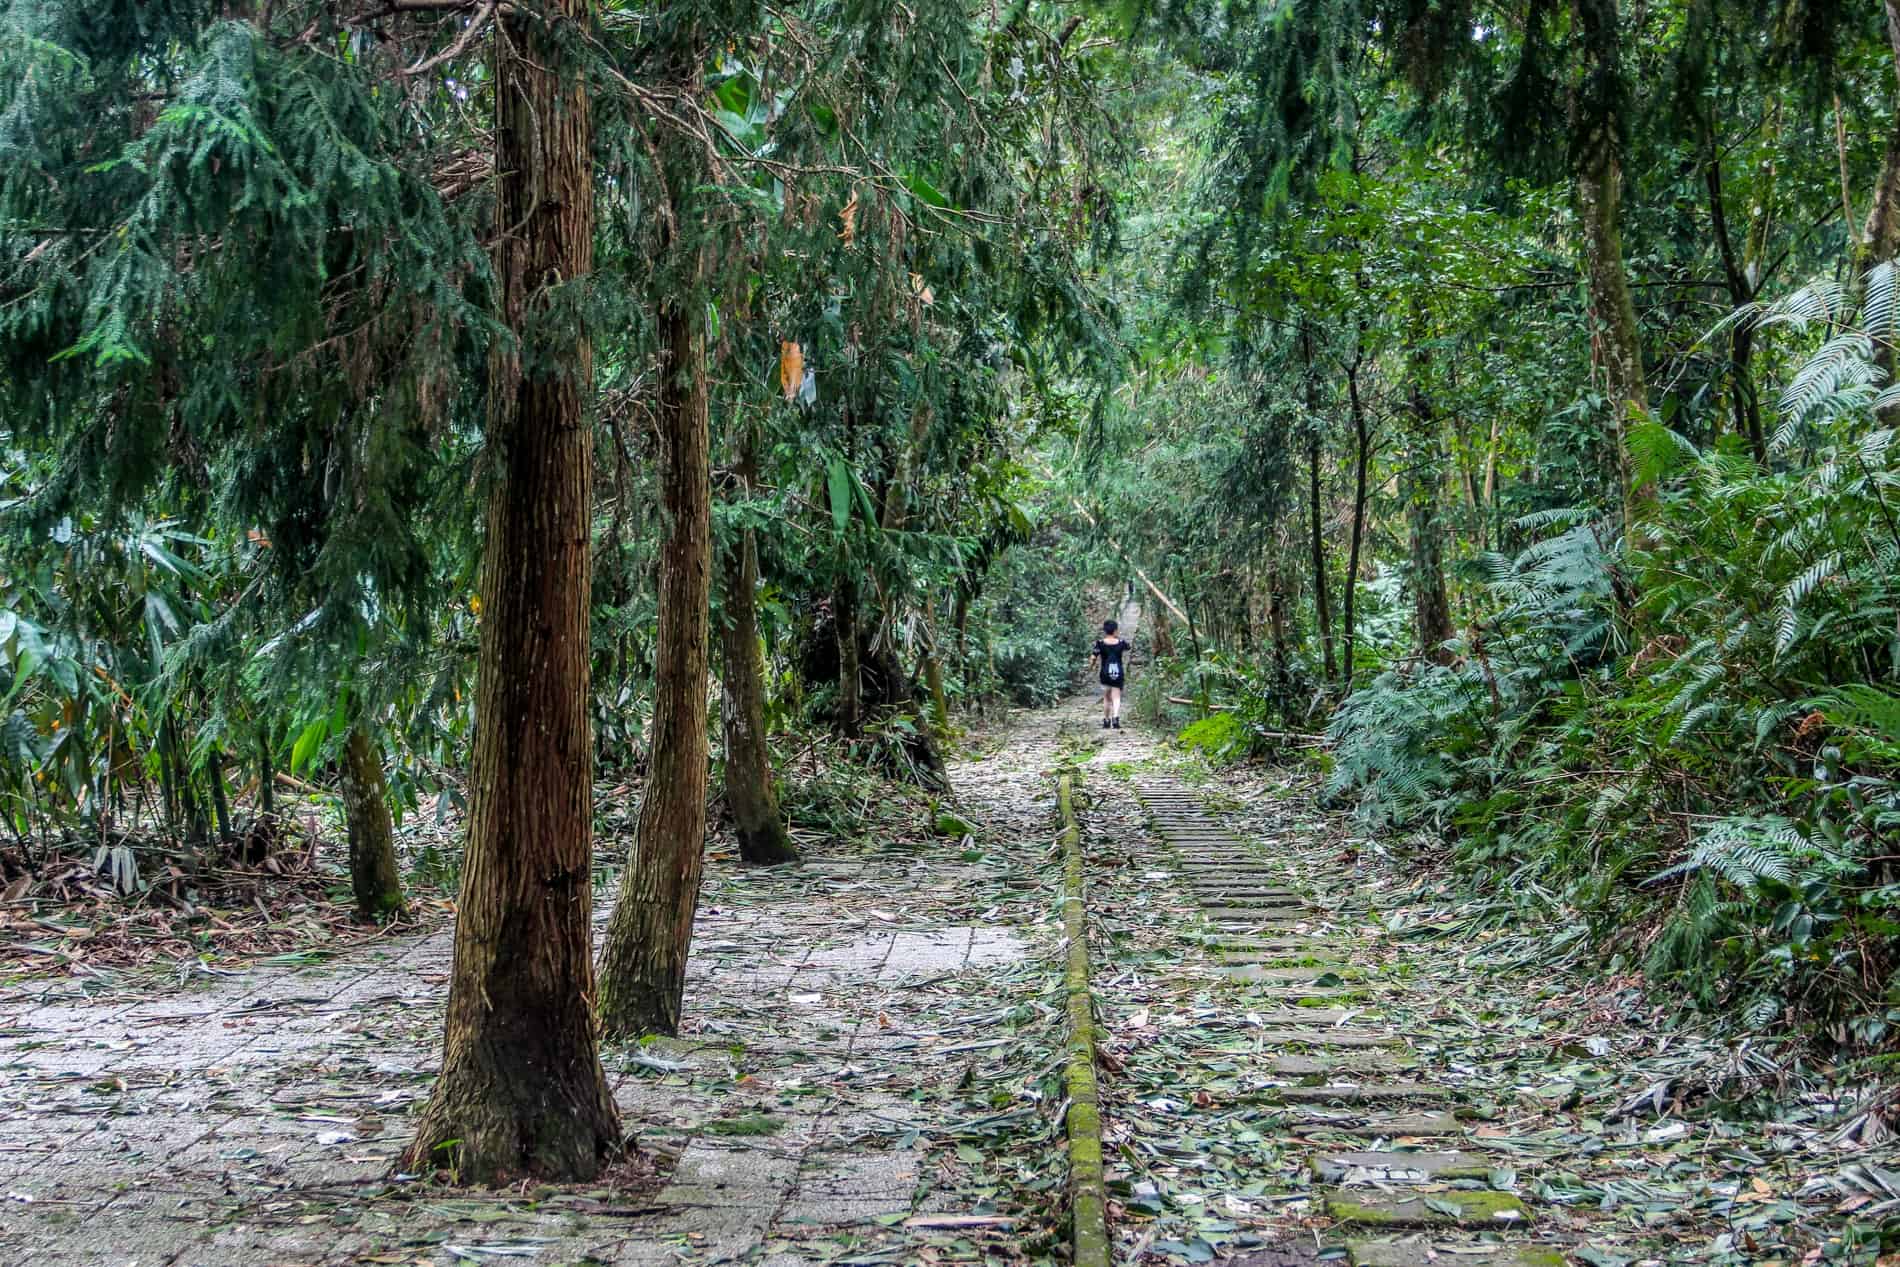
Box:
(6, 0), (1900, 1054)
(1066, 1), (1900, 1043)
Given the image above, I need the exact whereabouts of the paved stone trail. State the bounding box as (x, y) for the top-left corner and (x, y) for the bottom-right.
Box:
(1126, 777), (1558, 1267)
(0, 703), (1075, 1266)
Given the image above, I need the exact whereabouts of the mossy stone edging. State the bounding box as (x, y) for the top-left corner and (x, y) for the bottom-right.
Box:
(1058, 772), (1112, 1267)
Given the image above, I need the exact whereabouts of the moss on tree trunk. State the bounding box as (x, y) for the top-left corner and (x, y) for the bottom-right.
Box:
(340, 726), (404, 921)
(402, 0), (620, 1184)
(720, 514), (796, 866)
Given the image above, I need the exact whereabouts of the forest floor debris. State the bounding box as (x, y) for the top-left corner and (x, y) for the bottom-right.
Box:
(0, 705), (1079, 1266)
(1075, 688), (1900, 1267)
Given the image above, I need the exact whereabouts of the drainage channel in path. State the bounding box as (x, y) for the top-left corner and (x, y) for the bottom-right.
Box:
(1092, 773), (1568, 1267)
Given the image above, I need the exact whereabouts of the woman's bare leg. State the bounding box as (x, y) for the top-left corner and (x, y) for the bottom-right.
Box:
(1107, 686), (1122, 721)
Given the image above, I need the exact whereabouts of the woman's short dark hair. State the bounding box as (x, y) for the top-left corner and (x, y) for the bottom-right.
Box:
(1103, 619), (1118, 634)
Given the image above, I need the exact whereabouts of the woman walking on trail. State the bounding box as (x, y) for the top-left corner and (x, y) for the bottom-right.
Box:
(1090, 619), (1131, 730)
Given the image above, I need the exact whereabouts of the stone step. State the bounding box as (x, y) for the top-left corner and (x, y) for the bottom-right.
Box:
(1204, 908), (1313, 926)
(1178, 866), (1284, 877)
(1268, 1082), (1450, 1105)
(1289, 1110), (1460, 1136)
(1250, 1028), (1397, 1048)
(1198, 895), (1308, 910)
(1217, 951), (1354, 968)
(1324, 1190), (1530, 1230)
(1220, 937), (1352, 954)
(1347, 1237), (1563, 1267)
(1271, 1053), (1417, 1076)
(1186, 876), (1298, 889)
(1312, 1151), (1490, 1183)
(1237, 1007), (1355, 1024)
(1248, 986), (1365, 1002)
(1219, 964), (1359, 982)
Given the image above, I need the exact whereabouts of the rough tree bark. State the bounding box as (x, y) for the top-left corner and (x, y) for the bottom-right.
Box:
(1572, 0), (1651, 527)
(403, 0), (620, 1182)
(597, 105), (716, 1037)
(340, 726), (404, 921)
(719, 442), (796, 866)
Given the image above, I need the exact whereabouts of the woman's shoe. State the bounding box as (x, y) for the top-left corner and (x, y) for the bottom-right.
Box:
(1112, 717), (1122, 729)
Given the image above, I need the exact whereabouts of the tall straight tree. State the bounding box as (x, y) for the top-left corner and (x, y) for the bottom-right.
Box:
(1570, 0), (1651, 528)
(719, 430), (798, 865)
(403, 0), (621, 1179)
(597, 17), (717, 1039)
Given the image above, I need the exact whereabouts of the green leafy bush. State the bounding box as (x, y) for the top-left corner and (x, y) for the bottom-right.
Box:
(1319, 272), (1900, 1039)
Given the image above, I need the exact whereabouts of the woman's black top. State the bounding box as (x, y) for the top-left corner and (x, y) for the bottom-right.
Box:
(1094, 638), (1128, 686)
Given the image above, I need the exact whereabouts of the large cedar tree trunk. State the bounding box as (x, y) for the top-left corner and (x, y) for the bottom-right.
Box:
(597, 112), (716, 1036)
(1572, 0), (1651, 526)
(720, 506), (797, 865)
(403, 0), (620, 1182)
(341, 726), (404, 921)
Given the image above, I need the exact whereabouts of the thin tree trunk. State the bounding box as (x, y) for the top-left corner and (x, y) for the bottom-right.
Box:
(598, 163), (716, 1038)
(403, 0), (619, 1182)
(1306, 430), (1336, 683)
(1863, 4), (1900, 418)
(1345, 358), (1371, 690)
(341, 726), (404, 920)
(719, 512), (796, 866)
(1405, 378), (1456, 664)
(1705, 114), (1768, 461)
(1265, 554), (1290, 699)
(835, 575), (862, 736)
(922, 642), (950, 735)
(1572, 0), (1650, 526)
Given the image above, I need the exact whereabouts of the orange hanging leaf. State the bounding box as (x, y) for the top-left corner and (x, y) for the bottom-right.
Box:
(779, 341), (804, 400)
(839, 190), (858, 246)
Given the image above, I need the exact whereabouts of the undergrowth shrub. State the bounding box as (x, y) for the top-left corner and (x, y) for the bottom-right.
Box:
(1319, 272), (1900, 1044)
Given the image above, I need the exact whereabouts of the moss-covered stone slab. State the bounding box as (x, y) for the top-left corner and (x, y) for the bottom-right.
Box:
(1204, 908), (1311, 925)
(1220, 936), (1351, 954)
(1219, 963), (1358, 982)
(1199, 898), (1308, 913)
(1290, 1110), (1461, 1136)
(1241, 1007), (1354, 1024)
(1324, 1190), (1530, 1229)
(1217, 951), (1355, 969)
(1269, 1082), (1450, 1105)
(1311, 1151), (1490, 1183)
(1271, 1053), (1417, 1076)
(1346, 1236), (1563, 1267)
(1250, 1028), (1398, 1048)
(1189, 875), (1298, 887)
